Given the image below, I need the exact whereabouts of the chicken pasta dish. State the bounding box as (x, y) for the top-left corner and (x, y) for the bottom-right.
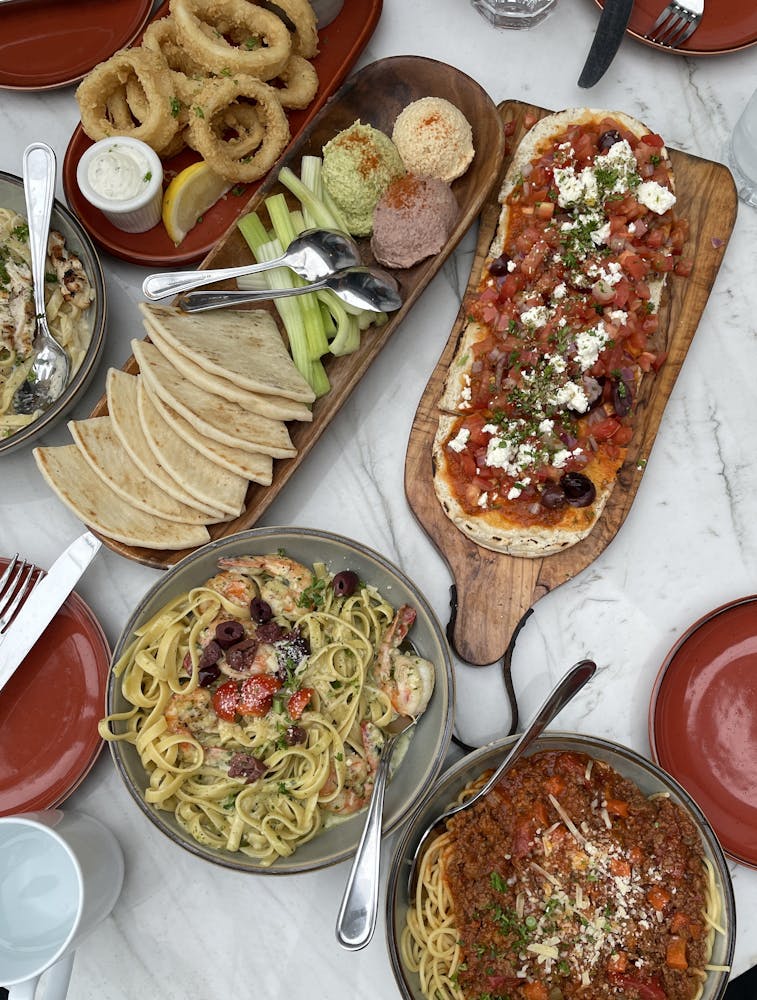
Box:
(0, 206), (94, 438)
(101, 553), (435, 865)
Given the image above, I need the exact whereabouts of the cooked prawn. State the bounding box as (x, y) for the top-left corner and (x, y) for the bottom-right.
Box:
(218, 554), (314, 619)
(374, 605), (435, 719)
(165, 688), (218, 736)
(320, 721), (382, 815)
(204, 571), (256, 607)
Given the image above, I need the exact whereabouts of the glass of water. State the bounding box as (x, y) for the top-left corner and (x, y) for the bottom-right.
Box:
(471, 0), (559, 28)
(729, 88), (757, 207)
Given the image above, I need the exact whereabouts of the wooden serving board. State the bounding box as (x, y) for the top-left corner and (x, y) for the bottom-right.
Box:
(88, 56), (506, 569)
(405, 100), (738, 666)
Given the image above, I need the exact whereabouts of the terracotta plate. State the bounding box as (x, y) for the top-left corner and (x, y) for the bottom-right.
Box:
(650, 595), (757, 868)
(62, 0), (382, 266)
(0, 0), (153, 91)
(0, 558), (110, 816)
(596, 0), (757, 54)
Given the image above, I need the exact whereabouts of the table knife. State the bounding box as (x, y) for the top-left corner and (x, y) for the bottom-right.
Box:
(0, 531), (101, 693)
(578, 0), (635, 88)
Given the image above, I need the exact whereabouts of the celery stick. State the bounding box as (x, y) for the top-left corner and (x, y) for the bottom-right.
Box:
(237, 225), (330, 397)
(278, 165), (347, 232)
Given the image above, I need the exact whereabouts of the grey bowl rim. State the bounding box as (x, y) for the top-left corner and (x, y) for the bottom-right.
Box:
(106, 525), (456, 874)
(385, 730), (737, 1000)
(0, 168), (107, 455)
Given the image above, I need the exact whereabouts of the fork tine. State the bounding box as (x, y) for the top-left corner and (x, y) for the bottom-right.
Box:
(654, 11), (687, 43)
(0, 556), (20, 603)
(667, 15), (699, 46)
(647, 2), (677, 35)
(0, 561), (38, 633)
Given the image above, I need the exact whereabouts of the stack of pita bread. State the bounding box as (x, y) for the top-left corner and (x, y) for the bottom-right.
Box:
(33, 305), (315, 551)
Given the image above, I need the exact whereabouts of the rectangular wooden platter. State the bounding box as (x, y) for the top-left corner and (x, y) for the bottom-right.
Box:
(404, 100), (738, 666)
(89, 56), (506, 569)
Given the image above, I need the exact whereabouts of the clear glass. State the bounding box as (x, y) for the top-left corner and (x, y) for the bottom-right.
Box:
(729, 88), (757, 207)
(471, 0), (559, 28)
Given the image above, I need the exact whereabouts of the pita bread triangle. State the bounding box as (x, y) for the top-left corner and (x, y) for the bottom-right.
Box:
(106, 369), (229, 519)
(69, 416), (220, 525)
(33, 445), (211, 551)
(141, 313), (313, 423)
(133, 339), (296, 459)
(137, 303), (315, 403)
(136, 378), (249, 517)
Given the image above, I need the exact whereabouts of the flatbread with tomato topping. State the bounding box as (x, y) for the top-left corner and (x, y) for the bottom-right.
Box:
(434, 108), (689, 556)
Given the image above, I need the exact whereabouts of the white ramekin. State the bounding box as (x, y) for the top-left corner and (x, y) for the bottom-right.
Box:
(76, 136), (163, 233)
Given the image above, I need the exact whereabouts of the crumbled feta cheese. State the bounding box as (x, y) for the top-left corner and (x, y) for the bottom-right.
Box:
(520, 305), (550, 328)
(447, 427), (470, 453)
(538, 418), (554, 436)
(627, 222), (637, 234)
(590, 221), (611, 246)
(552, 282), (567, 300)
(507, 485), (523, 500)
(507, 259), (517, 272)
(553, 380), (589, 413)
(477, 492), (488, 507)
(552, 449), (571, 469)
(636, 180), (676, 214)
(575, 322), (609, 371)
(544, 353), (566, 373)
(608, 309), (628, 324)
(553, 165), (599, 208)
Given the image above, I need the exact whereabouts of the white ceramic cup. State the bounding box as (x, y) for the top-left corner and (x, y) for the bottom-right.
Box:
(0, 810), (124, 1000)
(75, 136), (163, 233)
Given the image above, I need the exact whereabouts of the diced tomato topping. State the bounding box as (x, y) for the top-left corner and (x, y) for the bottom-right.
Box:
(609, 858), (632, 878)
(605, 797), (629, 817)
(239, 674), (282, 717)
(212, 680), (239, 721)
(521, 983), (548, 1000)
(287, 687), (314, 720)
(646, 886), (671, 911)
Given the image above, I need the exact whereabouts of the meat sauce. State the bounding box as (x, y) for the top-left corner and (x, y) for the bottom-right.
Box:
(444, 751), (709, 1000)
(441, 117), (690, 525)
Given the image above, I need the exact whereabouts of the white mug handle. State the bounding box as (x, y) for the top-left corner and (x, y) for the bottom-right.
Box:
(8, 952), (75, 1000)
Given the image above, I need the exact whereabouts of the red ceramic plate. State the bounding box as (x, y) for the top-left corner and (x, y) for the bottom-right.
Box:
(0, 558), (110, 816)
(596, 0), (757, 54)
(649, 595), (757, 868)
(0, 0), (153, 91)
(62, 0), (382, 267)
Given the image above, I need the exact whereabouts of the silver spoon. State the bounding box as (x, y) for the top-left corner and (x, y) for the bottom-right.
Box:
(178, 266), (402, 315)
(335, 710), (418, 951)
(142, 229), (362, 301)
(406, 658), (597, 897)
(13, 143), (69, 416)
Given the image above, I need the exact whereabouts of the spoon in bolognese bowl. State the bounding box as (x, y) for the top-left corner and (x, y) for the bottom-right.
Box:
(406, 658), (596, 897)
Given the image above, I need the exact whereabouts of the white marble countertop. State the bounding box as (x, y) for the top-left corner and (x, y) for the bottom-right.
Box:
(2, 0), (757, 995)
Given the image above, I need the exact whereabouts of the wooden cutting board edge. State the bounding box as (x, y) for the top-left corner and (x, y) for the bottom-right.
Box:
(404, 99), (738, 666)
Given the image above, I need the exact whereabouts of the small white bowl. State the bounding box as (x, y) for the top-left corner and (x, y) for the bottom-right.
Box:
(76, 136), (163, 234)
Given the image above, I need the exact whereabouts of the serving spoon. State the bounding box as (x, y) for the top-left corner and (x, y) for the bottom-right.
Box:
(335, 710), (418, 951)
(178, 266), (403, 315)
(405, 658), (597, 897)
(13, 143), (69, 416)
(142, 228), (362, 301)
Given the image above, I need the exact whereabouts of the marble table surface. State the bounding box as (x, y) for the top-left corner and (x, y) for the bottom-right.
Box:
(2, 0), (757, 995)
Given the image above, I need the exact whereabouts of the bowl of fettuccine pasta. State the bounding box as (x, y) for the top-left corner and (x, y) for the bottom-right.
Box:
(0, 170), (106, 454)
(101, 526), (455, 873)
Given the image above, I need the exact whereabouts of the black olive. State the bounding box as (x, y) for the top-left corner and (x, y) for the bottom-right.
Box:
(250, 597), (273, 623)
(560, 472), (596, 508)
(598, 129), (622, 151)
(488, 253), (512, 277)
(541, 483), (567, 510)
(198, 640), (222, 669)
(611, 375), (633, 417)
(215, 619), (245, 648)
(284, 725), (307, 746)
(226, 638), (258, 671)
(198, 663), (221, 687)
(332, 570), (359, 598)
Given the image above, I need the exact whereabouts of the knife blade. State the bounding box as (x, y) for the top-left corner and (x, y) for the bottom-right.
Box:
(0, 531), (101, 693)
(578, 0), (635, 89)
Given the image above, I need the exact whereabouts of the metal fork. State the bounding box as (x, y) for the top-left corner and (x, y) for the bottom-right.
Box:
(0, 556), (41, 638)
(645, 0), (704, 47)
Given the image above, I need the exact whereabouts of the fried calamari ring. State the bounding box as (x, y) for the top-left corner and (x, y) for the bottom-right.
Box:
(266, 0), (319, 58)
(186, 76), (290, 182)
(212, 103), (265, 158)
(142, 16), (208, 79)
(75, 48), (179, 152)
(170, 0), (292, 80)
(269, 54), (318, 109)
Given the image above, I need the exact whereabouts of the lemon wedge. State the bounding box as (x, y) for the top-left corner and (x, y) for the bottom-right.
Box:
(162, 161), (234, 245)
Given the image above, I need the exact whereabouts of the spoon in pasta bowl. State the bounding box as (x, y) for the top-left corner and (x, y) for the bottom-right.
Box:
(13, 143), (70, 416)
(142, 228), (362, 301)
(405, 658), (597, 898)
